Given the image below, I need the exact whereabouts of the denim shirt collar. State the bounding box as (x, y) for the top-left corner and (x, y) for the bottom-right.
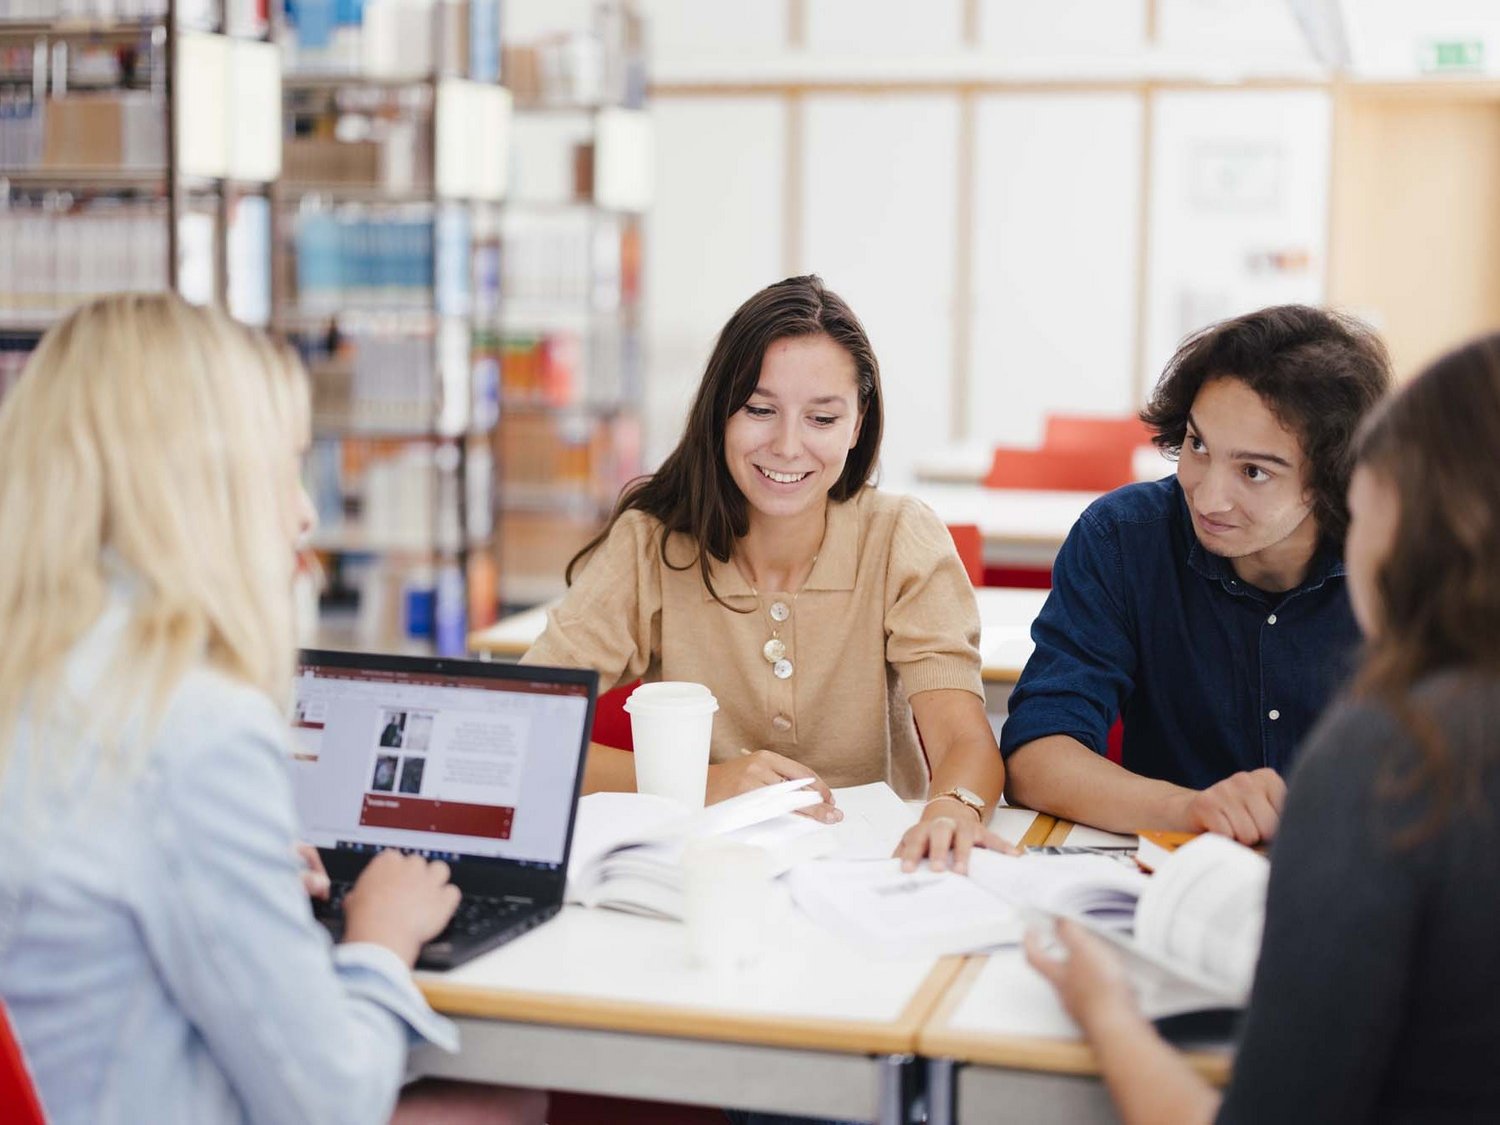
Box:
(1175, 483), (1345, 602)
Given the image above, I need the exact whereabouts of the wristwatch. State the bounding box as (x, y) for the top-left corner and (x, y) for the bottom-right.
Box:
(930, 786), (985, 820)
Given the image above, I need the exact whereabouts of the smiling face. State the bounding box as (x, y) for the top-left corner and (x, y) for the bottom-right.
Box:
(1176, 376), (1319, 590)
(723, 333), (863, 529)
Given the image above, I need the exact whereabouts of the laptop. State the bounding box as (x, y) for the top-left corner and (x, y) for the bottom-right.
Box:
(290, 649), (597, 970)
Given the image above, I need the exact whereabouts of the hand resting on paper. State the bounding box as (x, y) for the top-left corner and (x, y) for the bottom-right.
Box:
(1176, 768), (1286, 845)
(707, 749), (841, 824)
(894, 798), (1019, 875)
(1024, 917), (1141, 1037)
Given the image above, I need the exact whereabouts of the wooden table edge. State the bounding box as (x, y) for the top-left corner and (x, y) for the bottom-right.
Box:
(917, 830), (1232, 1089)
(419, 955), (967, 1057)
(1018, 814), (1056, 848)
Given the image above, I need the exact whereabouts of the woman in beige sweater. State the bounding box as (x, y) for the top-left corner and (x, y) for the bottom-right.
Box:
(525, 275), (1010, 870)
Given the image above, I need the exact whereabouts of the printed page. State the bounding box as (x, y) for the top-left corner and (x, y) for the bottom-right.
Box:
(966, 850), (1148, 932)
(1133, 833), (1270, 1001)
(788, 858), (1025, 958)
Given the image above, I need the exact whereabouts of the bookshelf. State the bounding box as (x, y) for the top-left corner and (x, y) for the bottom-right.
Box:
(493, 2), (649, 610)
(0, 0), (282, 355)
(272, 0), (512, 656)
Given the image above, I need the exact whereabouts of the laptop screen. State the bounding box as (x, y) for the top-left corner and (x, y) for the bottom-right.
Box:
(290, 653), (592, 872)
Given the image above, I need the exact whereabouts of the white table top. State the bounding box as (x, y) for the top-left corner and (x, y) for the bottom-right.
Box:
(470, 586), (1049, 685)
(907, 483), (1095, 566)
(417, 900), (958, 1054)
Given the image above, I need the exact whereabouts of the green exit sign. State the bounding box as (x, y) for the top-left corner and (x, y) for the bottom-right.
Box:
(1421, 39), (1486, 73)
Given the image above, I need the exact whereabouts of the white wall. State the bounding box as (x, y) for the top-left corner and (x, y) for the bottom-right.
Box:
(969, 93), (1143, 447)
(643, 97), (787, 465)
(505, 0), (1363, 482)
(798, 94), (961, 486)
(1143, 89), (1332, 379)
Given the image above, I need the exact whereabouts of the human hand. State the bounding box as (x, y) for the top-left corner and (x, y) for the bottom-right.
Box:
(341, 850), (461, 967)
(705, 749), (841, 824)
(1179, 768), (1286, 845)
(295, 842), (331, 900)
(895, 798), (1018, 874)
(1024, 918), (1144, 1038)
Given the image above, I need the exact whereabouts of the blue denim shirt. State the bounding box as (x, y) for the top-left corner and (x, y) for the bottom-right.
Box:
(0, 595), (457, 1125)
(999, 477), (1361, 788)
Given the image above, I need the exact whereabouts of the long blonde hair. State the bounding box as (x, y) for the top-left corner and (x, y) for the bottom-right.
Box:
(0, 293), (308, 787)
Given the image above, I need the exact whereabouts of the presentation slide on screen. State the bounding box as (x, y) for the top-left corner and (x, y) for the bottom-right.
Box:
(289, 667), (587, 866)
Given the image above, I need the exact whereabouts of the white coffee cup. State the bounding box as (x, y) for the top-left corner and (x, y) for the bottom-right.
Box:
(680, 839), (775, 971)
(623, 681), (718, 808)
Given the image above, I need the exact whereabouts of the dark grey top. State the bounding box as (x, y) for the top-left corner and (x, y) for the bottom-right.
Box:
(1218, 672), (1500, 1124)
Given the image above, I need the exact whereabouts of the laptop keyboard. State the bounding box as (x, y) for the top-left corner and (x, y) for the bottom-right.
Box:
(314, 882), (531, 944)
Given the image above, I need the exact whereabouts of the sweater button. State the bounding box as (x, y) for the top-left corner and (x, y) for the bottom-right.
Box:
(772, 714), (792, 732)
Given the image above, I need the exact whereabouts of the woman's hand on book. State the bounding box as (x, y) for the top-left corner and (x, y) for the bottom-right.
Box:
(894, 799), (1019, 875)
(1179, 768), (1286, 845)
(707, 750), (841, 824)
(1025, 918), (1141, 1037)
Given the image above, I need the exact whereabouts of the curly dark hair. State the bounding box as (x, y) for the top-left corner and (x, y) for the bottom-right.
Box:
(1140, 305), (1391, 550)
(566, 275), (883, 606)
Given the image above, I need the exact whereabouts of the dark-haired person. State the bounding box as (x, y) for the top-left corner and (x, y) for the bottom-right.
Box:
(523, 275), (1010, 870)
(1027, 332), (1500, 1124)
(1001, 305), (1391, 844)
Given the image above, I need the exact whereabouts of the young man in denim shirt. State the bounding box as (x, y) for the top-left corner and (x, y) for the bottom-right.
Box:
(1001, 306), (1391, 844)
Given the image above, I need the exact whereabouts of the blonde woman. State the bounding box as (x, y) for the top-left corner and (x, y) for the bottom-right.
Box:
(0, 295), (543, 1124)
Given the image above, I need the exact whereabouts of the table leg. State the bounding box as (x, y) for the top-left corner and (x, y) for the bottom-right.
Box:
(876, 1053), (915, 1125)
(925, 1058), (956, 1125)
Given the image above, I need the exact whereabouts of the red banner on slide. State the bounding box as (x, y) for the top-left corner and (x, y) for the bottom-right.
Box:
(359, 794), (514, 840)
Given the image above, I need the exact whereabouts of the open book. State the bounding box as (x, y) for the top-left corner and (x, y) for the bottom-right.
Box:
(789, 834), (1269, 1016)
(788, 849), (1147, 959)
(979, 833), (1270, 1017)
(566, 779), (920, 919)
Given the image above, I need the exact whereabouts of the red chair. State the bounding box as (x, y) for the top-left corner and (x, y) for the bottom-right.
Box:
(591, 681), (637, 751)
(1042, 414), (1151, 454)
(983, 446), (1135, 493)
(946, 523), (983, 586)
(1, 1002), (45, 1125)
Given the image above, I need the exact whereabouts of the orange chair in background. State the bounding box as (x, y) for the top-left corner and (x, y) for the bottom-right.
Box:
(983, 446), (1135, 493)
(946, 523), (983, 586)
(1, 1003), (45, 1125)
(1042, 414), (1151, 454)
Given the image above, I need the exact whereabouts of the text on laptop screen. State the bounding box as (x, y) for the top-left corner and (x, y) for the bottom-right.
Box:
(290, 660), (589, 868)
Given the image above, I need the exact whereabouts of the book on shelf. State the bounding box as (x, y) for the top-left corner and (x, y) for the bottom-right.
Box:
(566, 779), (920, 921)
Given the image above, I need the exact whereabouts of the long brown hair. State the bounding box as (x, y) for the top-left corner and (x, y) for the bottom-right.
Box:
(1352, 333), (1500, 839)
(1140, 305), (1390, 550)
(567, 275), (884, 604)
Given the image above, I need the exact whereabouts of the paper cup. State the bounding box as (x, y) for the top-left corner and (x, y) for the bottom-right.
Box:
(681, 839), (774, 971)
(624, 681), (718, 808)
